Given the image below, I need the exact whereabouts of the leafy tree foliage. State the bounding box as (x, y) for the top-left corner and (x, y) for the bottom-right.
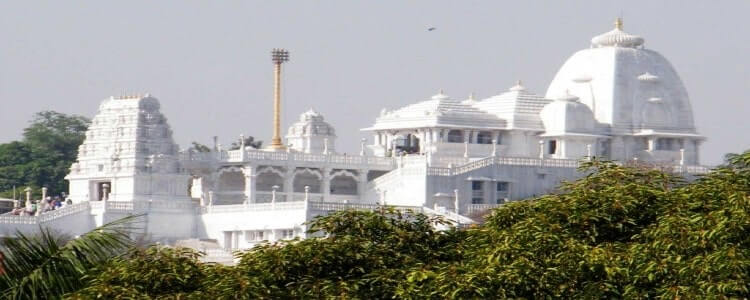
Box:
(0, 216), (140, 299)
(190, 142), (212, 153)
(4, 151), (750, 298)
(0, 111), (90, 197)
(230, 136), (262, 150)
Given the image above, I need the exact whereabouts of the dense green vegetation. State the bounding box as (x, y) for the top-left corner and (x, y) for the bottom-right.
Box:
(1, 150), (749, 299)
(0, 111), (89, 199)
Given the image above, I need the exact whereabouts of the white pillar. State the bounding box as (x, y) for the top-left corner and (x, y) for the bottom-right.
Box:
(208, 191), (214, 206)
(284, 169), (294, 202)
(679, 148), (685, 166)
(538, 140), (545, 159)
(304, 186), (310, 201)
(239, 134), (246, 161)
(358, 169), (368, 200)
(360, 138), (367, 156)
(464, 141), (469, 158)
(491, 139), (497, 157)
(453, 189), (459, 214)
(322, 168), (331, 201)
(586, 144), (592, 160)
(102, 183), (109, 201)
(271, 185), (279, 203)
(323, 138), (329, 154)
(243, 166), (256, 204)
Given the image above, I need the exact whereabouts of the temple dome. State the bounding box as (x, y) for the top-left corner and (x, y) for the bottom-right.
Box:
(546, 18), (697, 134)
(286, 109), (336, 153)
(540, 91), (596, 134)
(591, 18), (644, 48)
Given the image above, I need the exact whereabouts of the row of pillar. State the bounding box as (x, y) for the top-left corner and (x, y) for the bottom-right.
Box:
(209, 165), (370, 205)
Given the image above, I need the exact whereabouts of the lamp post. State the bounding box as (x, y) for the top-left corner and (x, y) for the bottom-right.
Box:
(270, 48), (290, 150)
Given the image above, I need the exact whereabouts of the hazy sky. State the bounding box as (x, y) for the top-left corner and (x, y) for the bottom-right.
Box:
(1, 1), (748, 165)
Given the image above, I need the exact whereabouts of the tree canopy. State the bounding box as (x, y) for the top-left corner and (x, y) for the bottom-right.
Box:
(0, 111), (89, 198)
(2, 150), (749, 299)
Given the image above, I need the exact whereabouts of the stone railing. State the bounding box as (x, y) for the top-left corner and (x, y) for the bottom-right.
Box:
(422, 206), (476, 224)
(672, 165), (711, 175)
(424, 156), (580, 177)
(467, 203), (503, 215)
(0, 202), (91, 225)
(308, 202), (423, 214)
(213, 149), (396, 170)
(202, 201), (306, 214)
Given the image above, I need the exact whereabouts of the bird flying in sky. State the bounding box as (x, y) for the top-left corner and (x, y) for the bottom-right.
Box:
(427, 27), (436, 31)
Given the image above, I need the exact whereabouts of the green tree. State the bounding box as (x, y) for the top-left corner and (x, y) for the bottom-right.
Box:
(190, 142), (212, 153)
(10, 150), (748, 298)
(0, 216), (140, 299)
(69, 246), (212, 299)
(0, 111), (89, 198)
(229, 136), (262, 150)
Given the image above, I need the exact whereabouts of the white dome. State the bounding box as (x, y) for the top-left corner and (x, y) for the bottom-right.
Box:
(287, 109), (335, 137)
(540, 91), (596, 134)
(546, 19), (697, 134)
(591, 18), (644, 48)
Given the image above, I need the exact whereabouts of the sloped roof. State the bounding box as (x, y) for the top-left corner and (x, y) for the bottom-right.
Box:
(363, 91), (507, 131)
(471, 82), (551, 131)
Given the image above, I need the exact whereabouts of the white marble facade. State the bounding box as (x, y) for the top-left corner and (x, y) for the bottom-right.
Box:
(1, 20), (709, 252)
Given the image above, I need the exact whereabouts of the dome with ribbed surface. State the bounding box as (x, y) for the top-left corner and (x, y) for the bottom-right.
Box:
(591, 18), (644, 48)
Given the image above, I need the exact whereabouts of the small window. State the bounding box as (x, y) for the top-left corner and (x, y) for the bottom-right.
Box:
(471, 198), (483, 204)
(548, 140), (557, 155)
(447, 130), (464, 143)
(477, 131), (493, 144)
(656, 138), (678, 151)
(281, 229), (294, 240)
(97, 164), (104, 172)
(245, 231), (264, 241)
(472, 181), (483, 191)
(496, 182), (509, 192)
(496, 198), (506, 204)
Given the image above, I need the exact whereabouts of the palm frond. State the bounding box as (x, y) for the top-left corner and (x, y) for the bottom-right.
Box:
(0, 214), (144, 299)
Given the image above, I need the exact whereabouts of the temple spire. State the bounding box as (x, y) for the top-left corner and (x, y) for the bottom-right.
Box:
(615, 17), (623, 30)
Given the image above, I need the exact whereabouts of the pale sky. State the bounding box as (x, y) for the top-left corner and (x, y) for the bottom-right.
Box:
(0, 1), (748, 165)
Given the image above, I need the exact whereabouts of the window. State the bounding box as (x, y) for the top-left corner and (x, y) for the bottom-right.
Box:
(496, 182), (509, 192)
(476, 131), (493, 144)
(447, 130), (464, 143)
(496, 198), (506, 204)
(97, 164), (104, 172)
(472, 181), (483, 190)
(281, 229), (295, 240)
(548, 140), (557, 155)
(656, 138), (678, 151)
(472, 197), (483, 204)
(245, 230), (265, 242)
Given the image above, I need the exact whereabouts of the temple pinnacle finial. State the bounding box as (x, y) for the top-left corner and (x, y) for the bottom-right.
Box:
(615, 17), (623, 30)
(439, 89), (444, 95)
(516, 80), (522, 86)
